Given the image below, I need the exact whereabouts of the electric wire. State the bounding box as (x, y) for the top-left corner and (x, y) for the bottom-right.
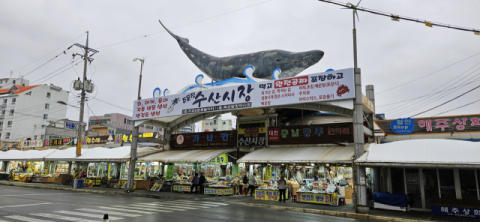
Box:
(92, 97), (132, 112)
(433, 99), (480, 116)
(31, 59), (82, 84)
(1, 33), (85, 77)
(318, 0), (480, 34)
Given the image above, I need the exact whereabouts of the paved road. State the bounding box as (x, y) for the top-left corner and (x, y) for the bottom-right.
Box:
(0, 186), (366, 222)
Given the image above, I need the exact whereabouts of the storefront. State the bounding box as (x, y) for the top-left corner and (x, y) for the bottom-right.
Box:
(139, 148), (237, 194)
(0, 149), (58, 182)
(238, 144), (359, 203)
(357, 139), (480, 216)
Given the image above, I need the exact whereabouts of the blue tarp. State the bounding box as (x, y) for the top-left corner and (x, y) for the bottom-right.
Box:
(373, 192), (408, 207)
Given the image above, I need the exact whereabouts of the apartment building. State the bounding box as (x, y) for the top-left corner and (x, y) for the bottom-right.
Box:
(201, 117), (233, 132)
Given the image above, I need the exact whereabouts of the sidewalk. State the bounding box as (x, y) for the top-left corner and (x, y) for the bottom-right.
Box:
(0, 180), (477, 222)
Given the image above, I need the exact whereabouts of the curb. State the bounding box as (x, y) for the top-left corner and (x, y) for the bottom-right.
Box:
(232, 202), (429, 222)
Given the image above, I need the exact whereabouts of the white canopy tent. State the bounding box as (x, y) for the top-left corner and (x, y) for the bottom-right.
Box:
(237, 145), (362, 164)
(0, 149), (57, 161)
(356, 139), (480, 168)
(139, 149), (235, 163)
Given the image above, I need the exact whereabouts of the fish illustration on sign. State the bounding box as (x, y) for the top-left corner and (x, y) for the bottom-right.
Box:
(158, 20), (324, 81)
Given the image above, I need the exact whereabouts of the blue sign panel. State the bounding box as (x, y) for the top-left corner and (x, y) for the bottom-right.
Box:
(432, 206), (480, 218)
(66, 123), (76, 129)
(390, 118), (415, 135)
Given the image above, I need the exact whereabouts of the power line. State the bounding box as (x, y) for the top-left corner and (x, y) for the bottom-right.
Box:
(318, 0), (480, 34)
(410, 84), (480, 117)
(92, 98), (132, 112)
(1, 33), (85, 77)
(97, 0), (272, 49)
(31, 59), (82, 84)
(377, 52), (480, 94)
(433, 99), (480, 116)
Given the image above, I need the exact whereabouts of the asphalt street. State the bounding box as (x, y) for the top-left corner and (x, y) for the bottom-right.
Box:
(0, 186), (367, 222)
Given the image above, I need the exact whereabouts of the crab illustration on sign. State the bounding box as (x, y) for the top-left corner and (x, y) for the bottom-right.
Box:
(336, 85), (350, 97)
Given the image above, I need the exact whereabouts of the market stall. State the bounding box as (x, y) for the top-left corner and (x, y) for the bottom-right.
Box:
(0, 149), (57, 182)
(139, 149), (237, 194)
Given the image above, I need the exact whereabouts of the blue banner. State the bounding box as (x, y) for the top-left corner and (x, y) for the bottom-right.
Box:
(432, 205), (480, 218)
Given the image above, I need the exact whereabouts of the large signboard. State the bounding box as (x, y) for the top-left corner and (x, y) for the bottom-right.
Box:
(170, 131), (236, 148)
(21, 140), (44, 148)
(132, 68), (355, 120)
(268, 123), (354, 145)
(237, 120), (266, 147)
(44, 138), (76, 147)
(375, 114), (480, 136)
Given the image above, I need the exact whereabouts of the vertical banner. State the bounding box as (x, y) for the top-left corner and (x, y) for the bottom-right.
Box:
(237, 120), (266, 147)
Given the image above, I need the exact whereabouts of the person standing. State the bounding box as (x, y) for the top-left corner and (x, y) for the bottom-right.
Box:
(190, 173), (200, 194)
(278, 175), (287, 202)
(246, 173), (256, 196)
(199, 173), (206, 194)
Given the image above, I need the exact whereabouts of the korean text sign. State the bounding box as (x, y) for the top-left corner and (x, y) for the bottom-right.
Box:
(237, 120), (266, 147)
(375, 115), (480, 135)
(170, 131), (236, 148)
(132, 68), (355, 120)
(268, 123), (354, 145)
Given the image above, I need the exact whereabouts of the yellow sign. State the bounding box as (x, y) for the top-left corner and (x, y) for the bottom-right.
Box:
(297, 193), (338, 204)
(265, 166), (272, 181)
(209, 154), (228, 164)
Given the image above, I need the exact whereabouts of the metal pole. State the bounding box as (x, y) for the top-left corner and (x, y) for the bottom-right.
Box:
(352, 10), (368, 213)
(127, 60), (143, 192)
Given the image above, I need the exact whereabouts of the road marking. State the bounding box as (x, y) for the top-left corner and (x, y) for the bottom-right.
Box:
(0, 203), (52, 208)
(176, 200), (229, 206)
(139, 202), (209, 208)
(34, 213), (97, 222)
(55, 211), (123, 221)
(111, 205), (178, 212)
(0, 193), (64, 197)
(170, 200), (229, 207)
(76, 208), (142, 217)
(129, 204), (193, 210)
(4, 215), (52, 222)
(98, 206), (158, 214)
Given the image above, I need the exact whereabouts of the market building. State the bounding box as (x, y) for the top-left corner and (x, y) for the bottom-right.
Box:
(358, 115), (480, 217)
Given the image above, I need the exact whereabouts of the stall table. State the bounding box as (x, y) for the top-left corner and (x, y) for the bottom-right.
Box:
(296, 192), (339, 206)
(255, 189), (289, 201)
(41, 177), (55, 183)
(204, 186), (234, 196)
(54, 174), (69, 185)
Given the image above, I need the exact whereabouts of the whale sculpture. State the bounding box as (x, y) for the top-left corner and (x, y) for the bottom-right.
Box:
(158, 20), (324, 81)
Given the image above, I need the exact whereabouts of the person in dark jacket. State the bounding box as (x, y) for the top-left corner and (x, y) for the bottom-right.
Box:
(199, 173), (206, 194)
(190, 173), (200, 194)
(242, 174), (248, 184)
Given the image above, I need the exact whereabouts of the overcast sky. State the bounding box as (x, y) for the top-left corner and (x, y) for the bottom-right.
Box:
(1, 0), (479, 127)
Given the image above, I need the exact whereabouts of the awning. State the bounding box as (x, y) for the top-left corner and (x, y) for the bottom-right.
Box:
(356, 139), (480, 168)
(139, 149), (235, 163)
(237, 145), (359, 164)
(0, 149), (57, 161)
(0, 146), (161, 162)
(44, 146), (161, 162)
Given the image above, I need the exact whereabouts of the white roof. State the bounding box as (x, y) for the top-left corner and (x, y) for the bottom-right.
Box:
(0, 146), (161, 162)
(237, 145), (359, 163)
(139, 149), (235, 163)
(356, 139), (480, 166)
(0, 149), (57, 161)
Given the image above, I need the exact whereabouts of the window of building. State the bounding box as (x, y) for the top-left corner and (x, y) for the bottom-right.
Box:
(7, 121), (12, 127)
(422, 169), (439, 209)
(0, 80), (2, 84)
(391, 168), (405, 194)
(0, 133), (2, 138)
(12, 80), (16, 84)
(405, 168), (422, 208)
(0, 121), (2, 126)
(5, 80), (7, 83)
(11, 98), (16, 105)
(146, 125), (153, 129)
(223, 121), (226, 125)
(41, 135), (44, 139)
(43, 114), (48, 119)
(124, 118), (127, 124)
(22, 84), (25, 87)
(438, 169), (456, 199)
(1, 110), (5, 115)
(45, 103), (49, 109)
(46, 92), (51, 98)
(9, 109), (14, 116)
(459, 169), (478, 200)
(6, 132), (10, 139)
(3, 99), (7, 104)
(34, 135), (37, 140)
(26, 91), (31, 95)
(214, 120), (217, 124)
(213, 129), (216, 132)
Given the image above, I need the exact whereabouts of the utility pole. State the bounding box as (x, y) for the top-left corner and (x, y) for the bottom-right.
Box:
(351, 8), (369, 213)
(73, 32), (99, 170)
(126, 58), (145, 192)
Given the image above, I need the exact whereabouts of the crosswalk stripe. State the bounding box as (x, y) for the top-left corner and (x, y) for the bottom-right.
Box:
(54, 211), (123, 221)
(129, 204), (196, 210)
(139, 202), (209, 208)
(0, 220), (10, 222)
(98, 206), (158, 214)
(110, 205), (176, 213)
(169, 201), (228, 207)
(76, 208), (142, 217)
(4, 215), (52, 222)
(34, 213), (96, 222)
(177, 200), (229, 206)
(0, 203), (52, 208)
